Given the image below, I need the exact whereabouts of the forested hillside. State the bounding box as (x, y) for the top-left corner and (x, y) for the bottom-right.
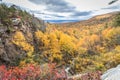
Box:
(47, 11), (120, 73)
(0, 3), (120, 80)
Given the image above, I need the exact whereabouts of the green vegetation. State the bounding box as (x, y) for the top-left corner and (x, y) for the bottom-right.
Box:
(0, 4), (32, 27)
(113, 13), (120, 27)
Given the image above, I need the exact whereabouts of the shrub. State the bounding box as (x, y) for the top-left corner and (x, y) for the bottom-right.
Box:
(113, 13), (120, 27)
(0, 63), (67, 80)
(80, 71), (102, 80)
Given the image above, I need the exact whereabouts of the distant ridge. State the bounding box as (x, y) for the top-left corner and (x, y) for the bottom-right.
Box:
(46, 20), (80, 23)
(56, 11), (120, 27)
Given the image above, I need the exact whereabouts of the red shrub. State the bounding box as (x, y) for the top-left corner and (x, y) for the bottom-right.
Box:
(0, 63), (67, 80)
(80, 71), (102, 80)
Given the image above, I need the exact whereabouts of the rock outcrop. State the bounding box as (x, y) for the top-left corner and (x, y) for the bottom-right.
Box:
(0, 4), (47, 65)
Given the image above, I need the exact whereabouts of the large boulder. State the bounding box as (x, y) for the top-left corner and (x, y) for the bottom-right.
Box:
(101, 65), (120, 80)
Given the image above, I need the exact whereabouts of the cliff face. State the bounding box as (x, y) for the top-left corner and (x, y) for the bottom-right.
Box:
(0, 4), (46, 65)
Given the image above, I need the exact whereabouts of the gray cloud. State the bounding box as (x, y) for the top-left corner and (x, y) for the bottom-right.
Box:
(102, 5), (120, 10)
(30, 10), (43, 14)
(29, 0), (76, 12)
(30, 10), (65, 18)
(49, 14), (65, 18)
(28, 0), (93, 22)
(29, 0), (66, 5)
(71, 11), (92, 17)
(45, 3), (76, 12)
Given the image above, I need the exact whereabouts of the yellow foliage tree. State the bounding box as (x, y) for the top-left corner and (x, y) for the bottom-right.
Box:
(102, 27), (120, 48)
(12, 31), (34, 53)
(46, 32), (62, 62)
(35, 30), (49, 48)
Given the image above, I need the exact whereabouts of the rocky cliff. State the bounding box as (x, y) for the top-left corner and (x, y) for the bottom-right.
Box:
(0, 4), (46, 65)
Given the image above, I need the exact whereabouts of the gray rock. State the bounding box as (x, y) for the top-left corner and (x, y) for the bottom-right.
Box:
(101, 65), (120, 80)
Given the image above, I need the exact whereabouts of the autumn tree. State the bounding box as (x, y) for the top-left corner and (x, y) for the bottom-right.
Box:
(113, 13), (120, 27)
(102, 27), (120, 49)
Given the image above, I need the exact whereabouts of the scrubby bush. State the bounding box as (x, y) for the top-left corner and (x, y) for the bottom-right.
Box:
(113, 13), (120, 27)
(0, 63), (67, 80)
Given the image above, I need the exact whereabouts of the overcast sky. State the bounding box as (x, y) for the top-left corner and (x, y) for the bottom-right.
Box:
(2, 0), (120, 23)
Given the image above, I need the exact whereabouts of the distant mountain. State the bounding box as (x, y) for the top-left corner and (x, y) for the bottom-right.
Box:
(45, 20), (80, 23)
(56, 11), (120, 28)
